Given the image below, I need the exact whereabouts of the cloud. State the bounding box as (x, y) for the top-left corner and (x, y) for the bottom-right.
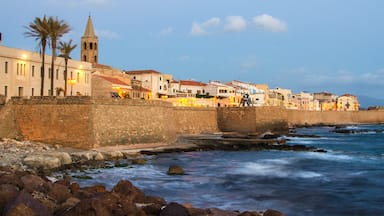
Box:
(179, 55), (191, 62)
(190, 17), (221, 36)
(240, 56), (258, 71)
(96, 29), (119, 39)
(253, 14), (287, 32)
(160, 27), (173, 36)
(224, 16), (247, 32)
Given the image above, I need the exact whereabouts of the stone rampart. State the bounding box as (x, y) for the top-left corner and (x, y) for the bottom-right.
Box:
(217, 106), (288, 134)
(1, 97), (384, 149)
(287, 109), (384, 126)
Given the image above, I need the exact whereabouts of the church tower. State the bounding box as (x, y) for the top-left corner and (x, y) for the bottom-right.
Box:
(81, 16), (98, 64)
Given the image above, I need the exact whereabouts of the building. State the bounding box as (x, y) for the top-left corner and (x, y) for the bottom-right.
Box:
(337, 94), (359, 111)
(229, 80), (265, 106)
(313, 92), (337, 111)
(179, 80), (207, 97)
(269, 87), (292, 107)
(124, 69), (172, 98)
(81, 16), (98, 64)
(205, 81), (235, 98)
(0, 43), (92, 101)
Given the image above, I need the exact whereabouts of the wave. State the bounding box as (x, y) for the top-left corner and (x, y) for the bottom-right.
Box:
(234, 162), (322, 179)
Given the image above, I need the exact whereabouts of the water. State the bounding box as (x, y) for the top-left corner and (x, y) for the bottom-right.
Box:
(66, 124), (384, 215)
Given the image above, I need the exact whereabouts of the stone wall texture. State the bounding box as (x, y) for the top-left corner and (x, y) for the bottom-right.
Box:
(1, 97), (384, 149)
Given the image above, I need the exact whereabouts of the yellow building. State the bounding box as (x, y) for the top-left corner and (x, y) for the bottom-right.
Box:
(337, 94), (360, 111)
(0, 44), (92, 101)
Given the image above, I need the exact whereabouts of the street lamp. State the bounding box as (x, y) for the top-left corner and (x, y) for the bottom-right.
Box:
(68, 79), (76, 96)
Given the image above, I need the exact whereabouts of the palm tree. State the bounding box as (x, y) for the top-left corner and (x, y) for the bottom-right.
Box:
(24, 16), (49, 96)
(58, 39), (77, 96)
(47, 16), (70, 96)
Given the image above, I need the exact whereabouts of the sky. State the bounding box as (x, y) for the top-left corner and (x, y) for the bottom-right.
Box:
(1, 0), (384, 101)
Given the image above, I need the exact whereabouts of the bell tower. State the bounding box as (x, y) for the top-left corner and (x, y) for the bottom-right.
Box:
(81, 16), (98, 64)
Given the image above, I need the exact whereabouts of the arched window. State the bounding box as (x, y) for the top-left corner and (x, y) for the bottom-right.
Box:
(83, 42), (87, 49)
(90, 43), (93, 50)
(94, 43), (97, 50)
(83, 55), (87, 61)
(94, 55), (97, 62)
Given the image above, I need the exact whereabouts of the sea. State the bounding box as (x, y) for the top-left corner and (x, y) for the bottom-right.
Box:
(65, 124), (384, 216)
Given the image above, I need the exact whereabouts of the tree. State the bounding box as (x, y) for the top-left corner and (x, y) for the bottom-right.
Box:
(47, 16), (70, 96)
(58, 39), (77, 96)
(24, 16), (49, 96)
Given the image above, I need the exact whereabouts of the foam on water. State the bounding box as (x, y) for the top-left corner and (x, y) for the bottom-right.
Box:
(235, 162), (322, 179)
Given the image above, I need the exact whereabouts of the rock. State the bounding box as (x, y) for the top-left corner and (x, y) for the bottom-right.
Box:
(263, 209), (285, 216)
(132, 158), (147, 165)
(3, 189), (52, 216)
(48, 152), (72, 165)
(159, 202), (190, 216)
(101, 151), (124, 160)
(94, 152), (104, 161)
(4, 203), (36, 216)
(48, 183), (72, 204)
(20, 174), (51, 193)
(207, 208), (239, 216)
(112, 180), (146, 203)
(23, 155), (61, 170)
(239, 211), (262, 216)
(167, 165), (185, 175)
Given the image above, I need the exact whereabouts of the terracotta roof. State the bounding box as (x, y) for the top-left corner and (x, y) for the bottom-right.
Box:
(340, 94), (357, 97)
(93, 63), (112, 69)
(179, 80), (207, 86)
(95, 75), (130, 86)
(124, 69), (161, 75)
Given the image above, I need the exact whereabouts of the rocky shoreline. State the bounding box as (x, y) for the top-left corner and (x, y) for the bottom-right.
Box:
(0, 133), (325, 216)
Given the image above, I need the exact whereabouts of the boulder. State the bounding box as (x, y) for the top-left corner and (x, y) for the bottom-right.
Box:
(3, 189), (52, 216)
(23, 155), (61, 170)
(264, 209), (285, 216)
(167, 165), (185, 175)
(20, 174), (51, 193)
(48, 152), (72, 165)
(48, 183), (72, 204)
(112, 180), (146, 203)
(159, 202), (189, 216)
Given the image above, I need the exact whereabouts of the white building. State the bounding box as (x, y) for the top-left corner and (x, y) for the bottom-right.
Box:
(229, 80), (265, 106)
(0, 44), (92, 101)
(124, 69), (172, 98)
(205, 81), (235, 98)
(179, 80), (207, 97)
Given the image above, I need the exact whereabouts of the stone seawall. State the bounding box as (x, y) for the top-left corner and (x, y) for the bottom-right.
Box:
(1, 97), (219, 149)
(217, 106), (288, 134)
(1, 97), (383, 149)
(287, 109), (384, 126)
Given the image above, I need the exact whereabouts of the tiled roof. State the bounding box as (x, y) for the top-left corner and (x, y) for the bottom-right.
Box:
(124, 69), (161, 75)
(179, 80), (207, 86)
(95, 75), (130, 86)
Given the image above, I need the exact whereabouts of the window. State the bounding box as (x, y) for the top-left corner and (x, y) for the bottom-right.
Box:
(17, 63), (19, 75)
(94, 55), (97, 62)
(159, 86), (162, 90)
(76, 72), (80, 82)
(23, 64), (26, 75)
(48, 68), (51, 79)
(4, 86), (7, 97)
(83, 55), (87, 61)
(94, 43), (97, 49)
(90, 43), (93, 49)
(31, 88), (34, 96)
(83, 42), (87, 49)
(56, 69), (59, 80)
(32, 65), (35, 77)
(4, 61), (8, 73)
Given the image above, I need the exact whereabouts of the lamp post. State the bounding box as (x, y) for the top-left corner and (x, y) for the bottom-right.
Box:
(68, 79), (76, 96)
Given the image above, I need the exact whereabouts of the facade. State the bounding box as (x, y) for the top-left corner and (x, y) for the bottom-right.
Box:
(313, 92), (338, 111)
(269, 87), (292, 107)
(179, 80), (207, 97)
(337, 94), (360, 111)
(124, 70), (172, 98)
(0, 44), (92, 101)
(229, 80), (265, 106)
(205, 81), (235, 98)
(81, 16), (98, 64)
(92, 74), (131, 98)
